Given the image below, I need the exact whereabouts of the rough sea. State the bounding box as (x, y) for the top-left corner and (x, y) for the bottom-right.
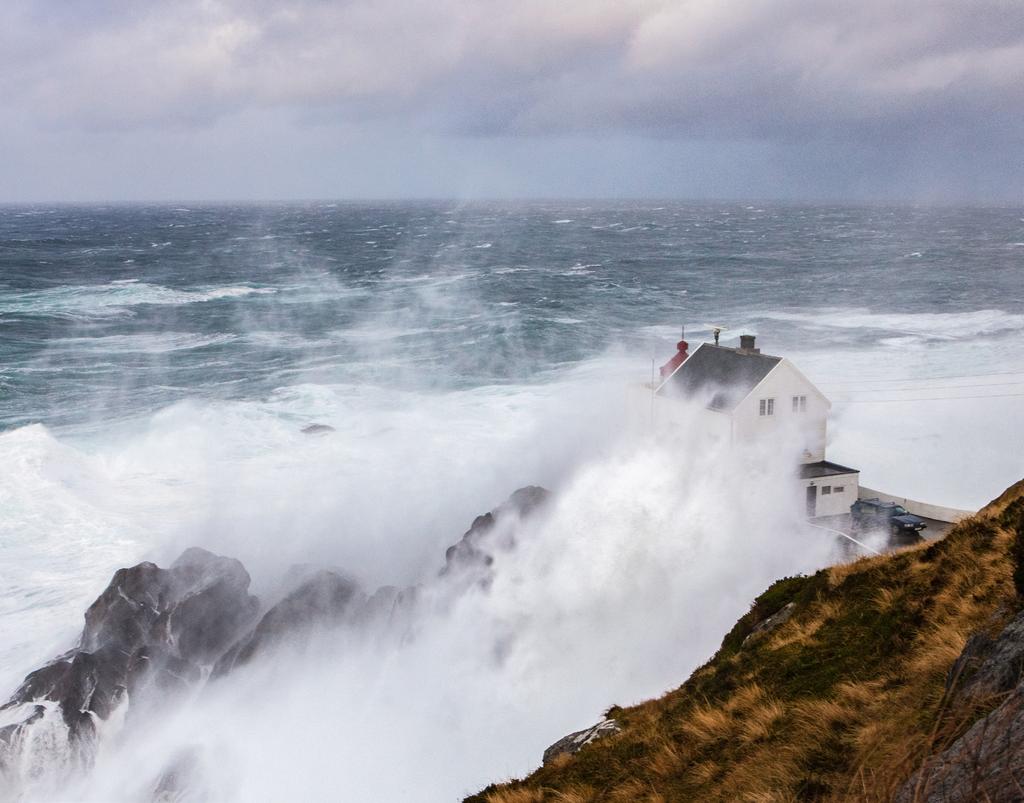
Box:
(1, 202), (1023, 801)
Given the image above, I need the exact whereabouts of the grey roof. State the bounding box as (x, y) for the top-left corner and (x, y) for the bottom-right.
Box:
(799, 460), (859, 479)
(659, 344), (781, 411)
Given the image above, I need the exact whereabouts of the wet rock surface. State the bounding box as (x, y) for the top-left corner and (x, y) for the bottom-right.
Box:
(1, 547), (258, 749)
(0, 486), (551, 781)
(214, 569), (365, 676)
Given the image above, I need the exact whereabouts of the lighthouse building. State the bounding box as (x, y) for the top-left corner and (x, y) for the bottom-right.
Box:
(649, 334), (858, 519)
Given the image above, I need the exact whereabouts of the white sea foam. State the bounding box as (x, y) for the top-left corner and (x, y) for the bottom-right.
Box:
(1, 360), (840, 801)
(760, 307), (1024, 341)
(0, 283), (276, 321)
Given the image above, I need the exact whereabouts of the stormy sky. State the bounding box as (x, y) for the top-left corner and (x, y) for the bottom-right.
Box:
(1, 0), (1022, 202)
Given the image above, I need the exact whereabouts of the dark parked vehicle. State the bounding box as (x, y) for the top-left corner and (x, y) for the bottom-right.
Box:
(851, 498), (928, 536)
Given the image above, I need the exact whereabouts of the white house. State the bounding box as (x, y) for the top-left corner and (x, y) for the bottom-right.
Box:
(651, 334), (859, 519)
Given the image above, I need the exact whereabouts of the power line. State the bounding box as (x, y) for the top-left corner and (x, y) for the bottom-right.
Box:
(833, 380), (1024, 394)
(834, 392), (1024, 404)
(821, 367), (1024, 387)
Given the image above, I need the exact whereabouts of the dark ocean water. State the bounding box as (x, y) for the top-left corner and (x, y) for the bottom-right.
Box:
(2, 202), (1022, 431)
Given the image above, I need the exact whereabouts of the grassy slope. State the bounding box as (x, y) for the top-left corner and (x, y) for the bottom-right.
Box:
(468, 480), (1024, 803)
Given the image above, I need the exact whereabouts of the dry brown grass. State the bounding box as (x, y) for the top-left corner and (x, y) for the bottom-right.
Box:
(472, 481), (1024, 803)
(737, 699), (786, 745)
(549, 785), (597, 803)
(872, 585), (900, 612)
(485, 788), (546, 803)
(678, 702), (732, 743)
(767, 596), (843, 649)
(646, 741), (687, 780)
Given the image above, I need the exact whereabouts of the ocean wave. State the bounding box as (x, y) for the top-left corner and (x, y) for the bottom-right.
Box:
(0, 282), (276, 320)
(759, 308), (1024, 341)
(51, 332), (239, 355)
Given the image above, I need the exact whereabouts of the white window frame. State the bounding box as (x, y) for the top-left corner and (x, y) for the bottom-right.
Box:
(759, 398), (775, 416)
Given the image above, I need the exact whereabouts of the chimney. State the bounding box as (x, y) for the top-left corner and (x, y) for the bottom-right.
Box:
(739, 334), (759, 354)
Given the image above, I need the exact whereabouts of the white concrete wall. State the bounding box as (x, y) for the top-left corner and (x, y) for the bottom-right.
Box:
(733, 360), (829, 462)
(805, 472), (860, 518)
(858, 485), (975, 523)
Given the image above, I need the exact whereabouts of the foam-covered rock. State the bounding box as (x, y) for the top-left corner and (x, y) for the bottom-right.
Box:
(0, 548), (257, 749)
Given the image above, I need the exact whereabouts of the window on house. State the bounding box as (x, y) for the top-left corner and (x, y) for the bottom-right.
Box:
(834, 486), (844, 493)
(793, 395), (807, 412)
(760, 398), (774, 416)
(821, 486), (832, 495)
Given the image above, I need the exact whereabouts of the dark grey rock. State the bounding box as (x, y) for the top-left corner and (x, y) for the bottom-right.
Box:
(213, 570), (365, 676)
(543, 719), (621, 764)
(1, 548), (257, 750)
(895, 690), (1024, 802)
(954, 612), (1024, 701)
(442, 486), (550, 575)
(743, 602), (797, 647)
(301, 423), (335, 435)
(897, 609), (1024, 802)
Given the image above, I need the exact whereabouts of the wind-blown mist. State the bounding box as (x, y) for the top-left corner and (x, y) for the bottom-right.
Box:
(2, 202), (1022, 801)
(2, 370), (837, 801)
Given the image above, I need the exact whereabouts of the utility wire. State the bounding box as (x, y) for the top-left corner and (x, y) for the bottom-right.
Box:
(832, 380), (1024, 394)
(834, 392), (1024, 404)
(821, 367), (1024, 387)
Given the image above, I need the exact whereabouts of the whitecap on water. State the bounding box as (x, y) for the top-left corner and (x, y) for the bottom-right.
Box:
(51, 332), (239, 355)
(760, 307), (1024, 341)
(0, 283), (277, 320)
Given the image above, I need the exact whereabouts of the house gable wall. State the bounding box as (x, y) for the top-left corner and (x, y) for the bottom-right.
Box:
(732, 359), (828, 462)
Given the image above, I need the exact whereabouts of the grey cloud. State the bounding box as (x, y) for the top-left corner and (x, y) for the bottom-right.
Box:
(0, 0), (1022, 201)
(3, 0), (1021, 141)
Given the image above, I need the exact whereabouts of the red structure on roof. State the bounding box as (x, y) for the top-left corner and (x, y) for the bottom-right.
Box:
(659, 339), (689, 379)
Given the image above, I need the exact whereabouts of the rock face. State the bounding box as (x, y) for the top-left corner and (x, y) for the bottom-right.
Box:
(214, 570), (365, 676)
(896, 609), (1024, 802)
(0, 548), (258, 749)
(442, 485), (550, 575)
(0, 486), (553, 791)
(543, 719), (621, 764)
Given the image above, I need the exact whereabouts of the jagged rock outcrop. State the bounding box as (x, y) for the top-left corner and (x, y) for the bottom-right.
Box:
(214, 570), (365, 676)
(895, 689), (1024, 802)
(0, 548), (258, 752)
(1, 486), (553, 792)
(442, 485), (550, 575)
(951, 610), (1024, 702)
(897, 608), (1024, 802)
(542, 719), (621, 764)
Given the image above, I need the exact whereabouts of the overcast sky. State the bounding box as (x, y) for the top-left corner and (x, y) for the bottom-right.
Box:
(1, 0), (1022, 202)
